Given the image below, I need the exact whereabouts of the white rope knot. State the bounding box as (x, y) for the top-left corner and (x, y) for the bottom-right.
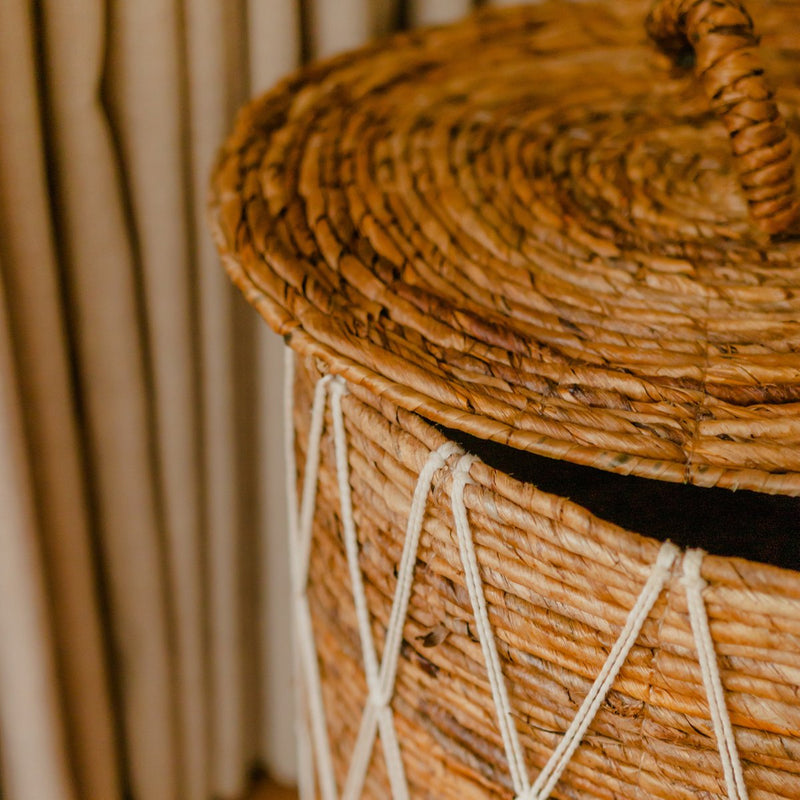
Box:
(329, 375), (348, 395)
(426, 444), (451, 473)
(655, 540), (681, 572)
(681, 547), (707, 591)
(453, 453), (478, 483)
(369, 687), (392, 712)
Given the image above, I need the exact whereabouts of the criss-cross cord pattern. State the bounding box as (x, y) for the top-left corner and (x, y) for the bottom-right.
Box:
(684, 549), (749, 800)
(285, 356), (463, 799)
(285, 352), (337, 800)
(331, 382), (465, 800)
(340, 433), (464, 800)
(450, 455), (531, 795)
(526, 541), (680, 799)
(450, 457), (680, 800)
(287, 366), (749, 799)
(283, 349), (316, 800)
(328, 380), (407, 800)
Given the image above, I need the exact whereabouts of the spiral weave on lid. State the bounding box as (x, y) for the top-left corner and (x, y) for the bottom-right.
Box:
(211, 0), (800, 496)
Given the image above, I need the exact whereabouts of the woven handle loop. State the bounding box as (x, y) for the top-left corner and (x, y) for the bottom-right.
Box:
(646, 0), (798, 235)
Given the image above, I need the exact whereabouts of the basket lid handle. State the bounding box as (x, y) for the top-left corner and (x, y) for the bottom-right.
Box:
(646, 0), (798, 236)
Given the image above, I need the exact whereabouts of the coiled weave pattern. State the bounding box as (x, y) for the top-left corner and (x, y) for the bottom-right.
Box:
(209, 1), (800, 797)
(288, 355), (800, 799)
(212, 0), (800, 497)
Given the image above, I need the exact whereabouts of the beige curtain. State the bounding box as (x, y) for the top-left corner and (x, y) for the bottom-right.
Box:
(0, 1), (496, 798)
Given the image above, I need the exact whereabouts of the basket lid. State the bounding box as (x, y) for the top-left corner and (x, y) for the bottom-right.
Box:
(211, 0), (800, 496)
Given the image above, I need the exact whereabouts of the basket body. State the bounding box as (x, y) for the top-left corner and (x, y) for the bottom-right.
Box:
(291, 355), (800, 800)
(208, 0), (800, 795)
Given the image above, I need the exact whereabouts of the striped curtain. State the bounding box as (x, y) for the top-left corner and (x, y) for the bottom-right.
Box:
(0, 1), (508, 799)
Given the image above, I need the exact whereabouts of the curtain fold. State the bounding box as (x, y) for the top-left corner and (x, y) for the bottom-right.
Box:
(0, 1), (493, 798)
(38, 1), (180, 798)
(312, 0), (373, 58)
(104, 0), (209, 797)
(0, 2), (120, 799)
(0, 257), (77, 800)
(182, 1), (253, 795)
(411, 0), (472, 26)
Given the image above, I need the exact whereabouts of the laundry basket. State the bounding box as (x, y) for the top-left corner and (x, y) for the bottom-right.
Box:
(210, 1), (800, 797)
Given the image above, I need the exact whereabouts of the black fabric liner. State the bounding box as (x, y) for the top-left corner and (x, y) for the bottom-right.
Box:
(438, 425), (800, 572)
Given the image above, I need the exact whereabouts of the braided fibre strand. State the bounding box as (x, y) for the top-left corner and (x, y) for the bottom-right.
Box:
(647, 0), (798, 235)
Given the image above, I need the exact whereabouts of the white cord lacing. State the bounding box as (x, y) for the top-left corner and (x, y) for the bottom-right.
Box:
(285, 353), (337, 800)
(283, 349), (316, 800)
(451, 454), (531, 796)
(683, 549), (749, 800)
(524, 541), (679, 799)
(285, 361), (749, 799)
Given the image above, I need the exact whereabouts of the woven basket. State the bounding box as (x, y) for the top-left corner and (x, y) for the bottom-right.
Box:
(210, 1), (800, 797)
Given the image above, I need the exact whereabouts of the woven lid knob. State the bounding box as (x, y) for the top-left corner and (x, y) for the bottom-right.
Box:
(647, 0), (799, 236)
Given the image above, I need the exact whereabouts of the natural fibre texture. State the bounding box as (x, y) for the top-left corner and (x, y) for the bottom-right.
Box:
(289, 354), (800, 799)
(646, 0), (798, 235)
(210, 0), (800, 797)
(211, 0), (800, 496)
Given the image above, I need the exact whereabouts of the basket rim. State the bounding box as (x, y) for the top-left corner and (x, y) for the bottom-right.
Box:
(211, 1), (800, 498)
